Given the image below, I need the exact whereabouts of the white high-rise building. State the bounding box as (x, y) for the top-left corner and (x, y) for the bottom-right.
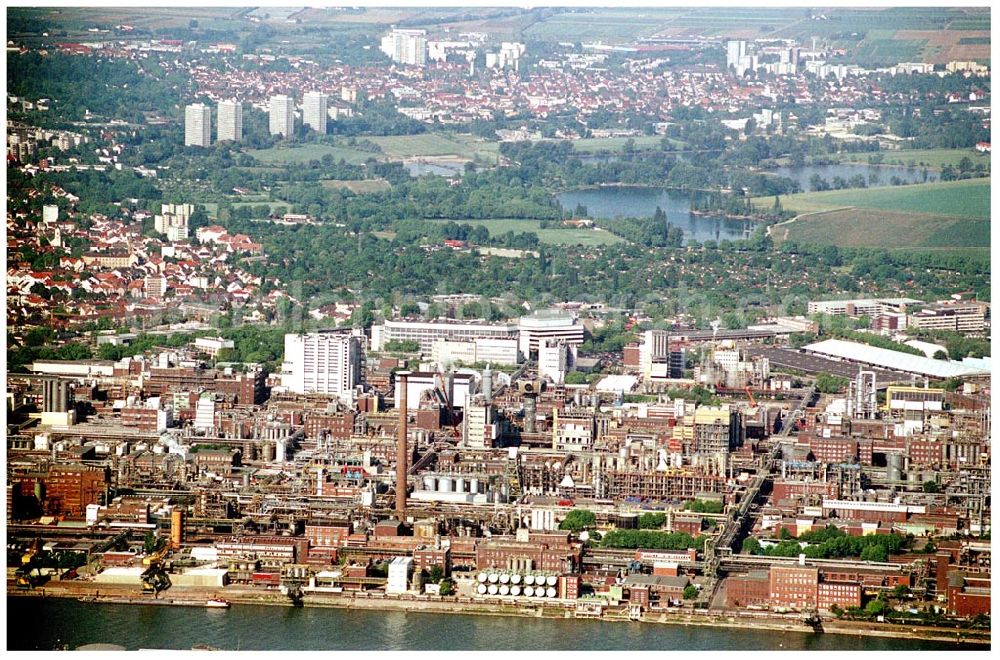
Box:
(269, 94), (295, 137)
(217, 99), (243, 142)
(538, 339), (572, 385)
(726, 40), (747, 72)
(302, 91), (328, 134)
(380, 29), (427, 66)
(517, 310), (584, 359)
(184, 103), (211, 147)
(280, 332), (362, 399)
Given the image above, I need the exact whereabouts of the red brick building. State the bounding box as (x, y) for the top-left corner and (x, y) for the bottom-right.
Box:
(769, 565), (818, 610)
(44, 464), (109, 517)
(726, 571), (770, 608)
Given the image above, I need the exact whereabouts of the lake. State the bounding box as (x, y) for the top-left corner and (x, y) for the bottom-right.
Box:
(556, 187), (752, 244)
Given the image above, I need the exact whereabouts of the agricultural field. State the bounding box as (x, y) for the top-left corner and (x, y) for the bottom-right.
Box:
(370, 133), (499, 162)
(775, 208), (989, 250)
(764, 178), (990, 218)
(246, 143), (378, 166)
(319, 179), (392, 194)
(524, 8), (688, 42)
(425, 218), (624, 247)
(831, 149), (991, 171)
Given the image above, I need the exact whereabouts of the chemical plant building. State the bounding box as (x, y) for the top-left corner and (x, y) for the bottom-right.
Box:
(280, 332), (363, 400)
(183, 103), (211, 147)
(217, 99), (242, 142)
(803, 339), (991, 380)
(269, 94), (295, 137)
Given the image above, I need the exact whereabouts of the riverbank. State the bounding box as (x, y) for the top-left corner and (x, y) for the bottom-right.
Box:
(10, 581), (989, 648)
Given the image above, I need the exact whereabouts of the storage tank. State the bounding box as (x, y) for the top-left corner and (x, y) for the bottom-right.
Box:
(546, 575), (558, 587)
(511, 573), (521, 585)
(524, 574), (536, 586)
(546, 586), (557, 598)
(524, 585), (535, 597)
(887, 453), (903, 482)
(454, 477), (465, 493)
(477, 584), (487, 595)
(438, 477), (453, 493)
(488, 572), (499, 584)
(511, 585), (521, 597)
(487, 584), (498, 595)
(424, 476), (437, 491)
(499, 584), (510, 596)
(470, 478), (480, 494)
(477, 572), (488, 583)
(499, 573), (510, 584)
(482, 366), (493, 402)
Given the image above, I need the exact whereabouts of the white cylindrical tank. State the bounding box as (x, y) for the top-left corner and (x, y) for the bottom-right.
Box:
(487, 584), (498, 595)
(470, 478), (480, 493)
(488, 572), (499, 584)
(499, 584), (510, 596)
(477, 584), (487, 595)
(511, 585), (521, 596)
(477, 572), (488, 583)
(423, 476), (437, 491)
(455, 477), (465, 493)
(438, 477), (453, 493)
(546, 586), (557, 598)
(524, 586), (535, 597)
(524, 574), (536, 585)
(546, 575), (558, 587)
(511, 574), (521, 584)
(499, 573), (510, 584)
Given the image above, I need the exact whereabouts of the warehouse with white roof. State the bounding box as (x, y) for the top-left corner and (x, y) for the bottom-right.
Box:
(802, 339), (991, 379)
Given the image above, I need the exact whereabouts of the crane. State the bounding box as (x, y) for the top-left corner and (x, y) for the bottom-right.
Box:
(141, 541), (172, 595)
(745, 386), (757, 408)
(16, 538), (46, 590)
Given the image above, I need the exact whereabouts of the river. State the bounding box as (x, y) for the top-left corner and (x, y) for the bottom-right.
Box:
(6, 598), (973, 651)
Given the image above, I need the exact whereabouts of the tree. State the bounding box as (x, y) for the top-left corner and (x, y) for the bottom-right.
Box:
(741, 537), (762, 555)
(922, 481), (941, 493)
(860, 545), (888, 563)
(559, 509), (596, 532)
(427, 564), (445, 584)
(865, 597), (890, 617)
(683, 584), (698, 600)
(932, 350), (948, 360)
(438, 579), (455, 596)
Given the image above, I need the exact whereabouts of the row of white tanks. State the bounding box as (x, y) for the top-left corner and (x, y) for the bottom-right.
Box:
(475, 571), (559, 598)
(422, 475), (484, 494)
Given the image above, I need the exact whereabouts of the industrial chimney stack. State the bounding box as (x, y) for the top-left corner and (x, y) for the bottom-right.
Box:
(396, 372), (410, 516)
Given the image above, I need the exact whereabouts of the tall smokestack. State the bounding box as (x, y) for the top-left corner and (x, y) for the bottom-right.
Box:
(396, 372), (409, 517)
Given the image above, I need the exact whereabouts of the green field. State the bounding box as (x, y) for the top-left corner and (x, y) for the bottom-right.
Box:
(776, 208), (989, 249)
(319, 179), (391, 193)
(425, 218), (624, 246)
(370, 134), (499, 162)
(832, 149), (990, 171)
(765, 178), (990, 218)
(246, 143), (377, 165)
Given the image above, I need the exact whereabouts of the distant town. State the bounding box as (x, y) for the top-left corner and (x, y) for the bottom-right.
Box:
(5, 5), (990, 651)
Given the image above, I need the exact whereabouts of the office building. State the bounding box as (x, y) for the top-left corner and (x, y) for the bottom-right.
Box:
(184, 103), (211, 147)
(908, 301), (988, 334)
(302, 91), (328, 134)
(372, 319), (519, 354)
(269, 94), (295, 138)
(217, 99), (243, 142)
(280, 332), (362, 399)
(518, 310), (584, 359)
(538, 339), (572, 385)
